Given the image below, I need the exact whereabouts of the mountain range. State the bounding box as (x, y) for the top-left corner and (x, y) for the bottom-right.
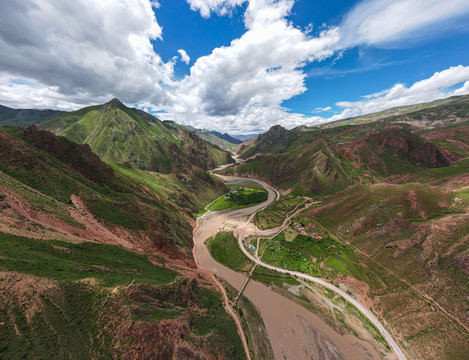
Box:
(0, 101), (242, 153)
(0, 95), (468, 359)
(222, 94), (469, 359)
(0, 104), (64, 126)
(183, 125), (240, 150)
(0, 99), (245, 359)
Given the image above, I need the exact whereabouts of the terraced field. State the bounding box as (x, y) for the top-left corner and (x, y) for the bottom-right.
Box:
(254, 195), (304, 229)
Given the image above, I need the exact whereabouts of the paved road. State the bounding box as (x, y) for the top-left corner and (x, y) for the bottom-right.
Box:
(195, 182), (385, 360)
(235, 180), (407, 360)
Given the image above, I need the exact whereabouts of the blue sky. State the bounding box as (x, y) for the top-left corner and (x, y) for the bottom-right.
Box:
(153, 0), (469, 123)
(0, 0), (468, 134)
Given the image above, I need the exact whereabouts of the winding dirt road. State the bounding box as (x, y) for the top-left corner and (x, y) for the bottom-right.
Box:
(193, 174), (403, 360)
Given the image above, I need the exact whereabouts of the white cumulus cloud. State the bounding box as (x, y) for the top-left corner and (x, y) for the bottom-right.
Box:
(339, 0), (469, 47)
(314, 106), (332, 113)
(177, 49), (191, 65)
(0, 0), (173, 109)
(185, 0), (247, 18)
(163, 0), (339, 133)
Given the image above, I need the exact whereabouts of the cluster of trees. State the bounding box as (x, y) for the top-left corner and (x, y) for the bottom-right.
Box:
(228, 189), (268, 205)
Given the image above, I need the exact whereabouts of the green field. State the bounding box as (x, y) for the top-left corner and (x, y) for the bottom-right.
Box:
(254, 195), (304, 229)
(206, 232), (251, 272)
(206, 231), (300, 287)
(260, 231), (369, 282)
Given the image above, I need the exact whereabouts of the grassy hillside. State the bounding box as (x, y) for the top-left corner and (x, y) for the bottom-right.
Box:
(0, 125), (230, 256)
(301, 183), (469, 359)
(40, 99), (233, 173)
(0, 124), (245, 358)
(254, 195), (303, 229)
(227, 99), (468, 195)
(0, 234), (244, 360)
(209, 130), (242, 144)
(228, 130), (350, 195)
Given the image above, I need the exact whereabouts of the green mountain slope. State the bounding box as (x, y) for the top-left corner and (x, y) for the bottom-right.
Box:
(317, 94), (469, 129)
(40, 99), (233, 173)
(0, 125), (227, 254)
(0, 125), (244, 359)
(229, 98), (469, 195)
(0, 104), (64, 126)
(183, 125), (238, 150)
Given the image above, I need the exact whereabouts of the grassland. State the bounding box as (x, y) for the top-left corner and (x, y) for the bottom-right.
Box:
(0, 280), (114, 360)
(206, 231), (299, 286)
(260, 231), (369, 282)
(0, 233), (176, 286)
(0, 231), (246, 360)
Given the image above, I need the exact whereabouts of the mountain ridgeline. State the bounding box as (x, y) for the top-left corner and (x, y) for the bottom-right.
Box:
(0, 100), (248, 359)
(182, 125), (240, 150)
(209, 130), (242, 145)
(0, 104), (64, 126)
(229, 96), (469, 195)
(40, 98), (233, 173)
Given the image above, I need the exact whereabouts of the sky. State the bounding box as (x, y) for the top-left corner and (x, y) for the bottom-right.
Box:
(0, 0), (468, 135)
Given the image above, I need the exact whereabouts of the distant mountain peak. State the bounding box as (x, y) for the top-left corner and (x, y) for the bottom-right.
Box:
(100, 98), (125, 111)
(209, 130), (242, 145)
(108, 98), (123, 106)
(39, 101), (233, 173)
(257, 124), (291, 145)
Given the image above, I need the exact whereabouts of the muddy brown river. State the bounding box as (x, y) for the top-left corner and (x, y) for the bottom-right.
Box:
(193, 176), (384, 360)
